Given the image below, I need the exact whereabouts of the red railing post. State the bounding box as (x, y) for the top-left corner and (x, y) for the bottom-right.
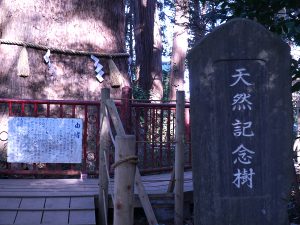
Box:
(121, 86), (132, 134)
(185, 107), (191, 166)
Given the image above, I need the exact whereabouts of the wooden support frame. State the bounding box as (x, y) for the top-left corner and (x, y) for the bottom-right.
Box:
(167, 168), (175, 193)
(98, 88), (110, 225)
(113, 135), (136, 225)
(174, 91), (185, 225)
(105, 96), (158, 225)
(135, 169), (158, 225)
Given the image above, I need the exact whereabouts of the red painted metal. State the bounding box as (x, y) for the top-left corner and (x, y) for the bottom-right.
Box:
(21, 103), (25, 116)
(33, 103), (38, 117)
(8, 102), (12, 116)
(167, 109), (171, 165)
(120, 87), (132, 134)
(131, 100), (191, 172)
(95, 105), (100, 170)
(151, 108), (155, 167)
(46, 104), (50, 117)
(83, 105), (88, 173)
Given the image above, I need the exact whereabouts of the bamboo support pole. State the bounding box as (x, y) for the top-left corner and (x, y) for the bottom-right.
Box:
(135, 169), (158, 225)
(99, 88), (110, 225)
(113, 135), (137, 225)
(174, 91), (185, 225)
(167, 168), (175, 193)
(106, 98), (158, 225)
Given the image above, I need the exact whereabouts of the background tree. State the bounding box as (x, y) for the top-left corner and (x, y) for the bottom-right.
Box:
(151, 5), (164, 100)
(132, 0), (163, 100)
(168, 0), (189, 101)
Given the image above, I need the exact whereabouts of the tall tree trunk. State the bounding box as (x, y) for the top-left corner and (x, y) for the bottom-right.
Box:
(0, 0), (129, 100)
(150, 4), (163, 101)
(134, 0), (155, 98)
(168, 0), (189, 101)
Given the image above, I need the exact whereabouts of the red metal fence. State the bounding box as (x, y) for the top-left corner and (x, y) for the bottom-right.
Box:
(132, 102), (191, 172)
(0, 90), (191, 177)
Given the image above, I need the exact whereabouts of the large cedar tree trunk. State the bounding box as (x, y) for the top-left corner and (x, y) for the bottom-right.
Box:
(150, 5), (163, 100)
(168, 0), (189, 101)
(0, 0), (129, 100)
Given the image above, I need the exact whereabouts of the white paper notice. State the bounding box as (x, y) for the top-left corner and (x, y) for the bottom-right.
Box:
(7, 117), (83, 163)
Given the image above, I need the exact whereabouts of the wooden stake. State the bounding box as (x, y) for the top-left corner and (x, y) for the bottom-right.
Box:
(17, 46), (30, 77)
(108, 58), (122, 88)
(167, 168), (175, 193)
(99, 88), (110, 225)
(105, 98), (158, 225)
(113, 135), (136, 225)
(135, 169), (158, 225)
(174, 91), (185, 225)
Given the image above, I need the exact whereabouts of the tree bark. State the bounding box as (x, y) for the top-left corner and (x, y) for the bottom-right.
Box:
(150, 5), (163, 101)
(134, 0), (163, 99)
(168, 0), (189, 101)
(0, 0), (129, 100)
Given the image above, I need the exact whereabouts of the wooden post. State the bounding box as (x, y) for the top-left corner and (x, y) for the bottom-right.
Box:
(113, 135), (136, 225)
(167, 168), (175, 193)
(106, 98), (158, 225)
(174, 91), (185, 225)
(135, 169), (158, 225)
(99, 88), (110, 225)
(121, 86), (132, 134)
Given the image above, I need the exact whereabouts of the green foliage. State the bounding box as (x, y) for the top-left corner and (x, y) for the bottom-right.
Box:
(199, 0), (300, 92)
(132, 84), (150, 100)
(203, 0), (300, 43)
(162, 66), (171, 102)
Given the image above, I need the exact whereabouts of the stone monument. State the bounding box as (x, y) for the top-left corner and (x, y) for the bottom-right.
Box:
(188, 18), (295, 225)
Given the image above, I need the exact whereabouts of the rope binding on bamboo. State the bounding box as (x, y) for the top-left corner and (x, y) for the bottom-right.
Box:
(111, 156), (138, 169)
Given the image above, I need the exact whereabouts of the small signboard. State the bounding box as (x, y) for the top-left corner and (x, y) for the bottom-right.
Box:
(7, 117), (83, 163)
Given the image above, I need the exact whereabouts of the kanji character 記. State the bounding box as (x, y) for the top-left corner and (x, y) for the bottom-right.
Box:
(230, 68), (253, 87)
(232, 93), (252, 111)
(232, 144), (255, 165)
(232, 168), (255, 189)
(232, 119), (254, 137)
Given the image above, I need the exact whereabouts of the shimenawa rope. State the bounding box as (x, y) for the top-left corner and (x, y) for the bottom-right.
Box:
(0, 39), (129, 58)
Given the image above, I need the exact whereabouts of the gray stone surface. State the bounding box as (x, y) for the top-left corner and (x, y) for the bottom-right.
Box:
(188, 18), (295, 225)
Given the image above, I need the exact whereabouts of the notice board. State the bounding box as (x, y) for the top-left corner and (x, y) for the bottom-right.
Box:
(7, 117), (83, 163)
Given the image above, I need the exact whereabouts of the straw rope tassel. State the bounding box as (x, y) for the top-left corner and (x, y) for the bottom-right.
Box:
(17, 46), (30, 77)
(108, 58), (122, 88)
